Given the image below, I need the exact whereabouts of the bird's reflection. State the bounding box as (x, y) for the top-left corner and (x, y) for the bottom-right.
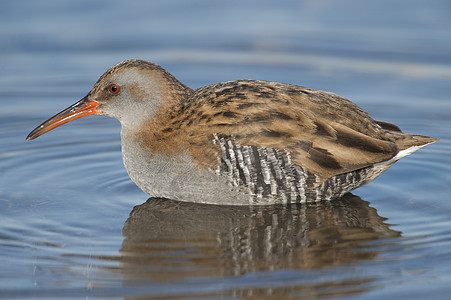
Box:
(120, 194), (400, 289)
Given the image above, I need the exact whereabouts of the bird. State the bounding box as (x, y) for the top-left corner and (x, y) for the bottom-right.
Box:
(27, 59), (437, 205)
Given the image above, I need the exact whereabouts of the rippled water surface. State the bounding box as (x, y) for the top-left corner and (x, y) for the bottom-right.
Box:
(1, 1), (451, 299)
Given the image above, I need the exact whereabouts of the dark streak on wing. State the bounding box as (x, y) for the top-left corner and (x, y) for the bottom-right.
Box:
(314, 121), (335, 138)
(222, 111), (238, 118)
(237, 102), (261, 109)
(260, 130), (292, 138)
(375, 120), (403, 132)
(334, 129), (393, 153)
(270, 112), (294, 120)
(297, 141), (342, 170)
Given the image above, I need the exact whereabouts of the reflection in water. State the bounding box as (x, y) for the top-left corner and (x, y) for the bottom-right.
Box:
(120, 194), (400, 298)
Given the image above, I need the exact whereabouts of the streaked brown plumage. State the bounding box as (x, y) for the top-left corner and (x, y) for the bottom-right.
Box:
(27, 60), (436, 204)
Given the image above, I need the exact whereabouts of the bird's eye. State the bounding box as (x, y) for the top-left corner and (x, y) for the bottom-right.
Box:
(109, 84), (120, 94)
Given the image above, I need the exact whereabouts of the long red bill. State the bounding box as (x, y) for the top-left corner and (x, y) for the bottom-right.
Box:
(26, 96), (100, 141)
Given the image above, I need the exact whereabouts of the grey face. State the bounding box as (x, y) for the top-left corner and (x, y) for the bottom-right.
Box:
(90, 68), (164, 128)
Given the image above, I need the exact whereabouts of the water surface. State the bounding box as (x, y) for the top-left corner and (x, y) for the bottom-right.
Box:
(1, 1), (451, 299)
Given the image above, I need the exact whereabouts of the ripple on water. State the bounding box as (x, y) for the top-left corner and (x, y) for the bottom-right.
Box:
(1, 64), (450, 298)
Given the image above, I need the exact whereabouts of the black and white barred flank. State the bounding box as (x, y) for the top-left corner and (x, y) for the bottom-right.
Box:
(214, 134), (377, 204)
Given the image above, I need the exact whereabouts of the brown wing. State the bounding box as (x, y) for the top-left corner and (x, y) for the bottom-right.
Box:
(139, 79), (431, 182)
(182, 80), (399, 180)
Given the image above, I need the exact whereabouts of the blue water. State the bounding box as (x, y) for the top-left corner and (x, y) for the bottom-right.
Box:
(1, 1), (451, 299)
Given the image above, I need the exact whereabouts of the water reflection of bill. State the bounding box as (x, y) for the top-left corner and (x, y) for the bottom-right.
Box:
(120, 194), (400, 298)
